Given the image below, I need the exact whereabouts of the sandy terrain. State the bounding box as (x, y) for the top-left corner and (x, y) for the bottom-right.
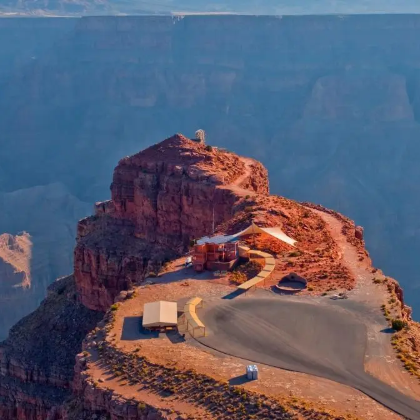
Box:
(86, 264), (403, 419)
(83, 205), (420, 419)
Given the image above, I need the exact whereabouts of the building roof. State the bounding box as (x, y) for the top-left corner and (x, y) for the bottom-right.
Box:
(142, 301), (178, 328)
(197, 222), (296, 247)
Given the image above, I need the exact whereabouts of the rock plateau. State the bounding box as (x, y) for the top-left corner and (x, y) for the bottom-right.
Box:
(0, 134), (418, 420)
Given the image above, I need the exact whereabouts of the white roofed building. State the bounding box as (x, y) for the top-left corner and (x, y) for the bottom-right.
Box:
(196, 222), (296, 247)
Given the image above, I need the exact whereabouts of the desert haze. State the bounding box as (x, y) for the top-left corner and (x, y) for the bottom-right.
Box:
(1, 15), (420, 340)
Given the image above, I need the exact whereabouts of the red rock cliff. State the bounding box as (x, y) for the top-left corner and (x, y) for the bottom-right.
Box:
(74, 134), (269, 311)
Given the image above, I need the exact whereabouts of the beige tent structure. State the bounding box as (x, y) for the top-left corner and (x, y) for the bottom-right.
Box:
(142, 301), (178, 329)
(197, 222), (296, 247)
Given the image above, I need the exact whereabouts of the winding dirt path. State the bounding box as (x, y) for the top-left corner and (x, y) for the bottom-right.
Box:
(224, 157), (256, 196)
(314, 209), (420, 401)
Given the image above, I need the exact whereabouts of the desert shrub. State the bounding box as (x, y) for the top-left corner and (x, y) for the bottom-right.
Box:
(205, 145), (213, 152)
(392, 319), (407, 331)
(110, 303), (119, 311)
(230, 271), (247, 285)
(230, 260), (263, 285)
(373, 278), (383, 284)
(288, 250), (302, 258)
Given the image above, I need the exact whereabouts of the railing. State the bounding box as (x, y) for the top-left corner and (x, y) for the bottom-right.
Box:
(237, 250), (276, 291)
(179, 297), (206, 338)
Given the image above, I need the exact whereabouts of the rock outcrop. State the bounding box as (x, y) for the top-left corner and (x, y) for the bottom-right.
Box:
(0, 233), (33, 340)
(0, 275), (102, 420)
(0, 184), (92, 340)
(0, 133), (418, 420)
(75, 134), (268, 311)
(4, 15), (420, 312)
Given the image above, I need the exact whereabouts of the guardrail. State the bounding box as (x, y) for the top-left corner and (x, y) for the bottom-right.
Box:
(237, 250), (276, 291)
(179, 297), (206, 338)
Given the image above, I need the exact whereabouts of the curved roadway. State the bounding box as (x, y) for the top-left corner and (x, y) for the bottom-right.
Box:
(197, 296), (420, 419)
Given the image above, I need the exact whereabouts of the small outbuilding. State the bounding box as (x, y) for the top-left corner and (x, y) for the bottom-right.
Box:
(142, 301), (178, 330)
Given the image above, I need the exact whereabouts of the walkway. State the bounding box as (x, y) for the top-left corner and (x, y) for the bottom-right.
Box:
(314, 209), (420, 401)
(237, 250), (276, 291)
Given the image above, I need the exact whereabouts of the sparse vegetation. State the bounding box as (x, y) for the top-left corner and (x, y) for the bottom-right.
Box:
(110, 303), (119, 311)
(97, 337), (346, 420)
(230, 260), (263, 285)
(392, 319), (407, 331)
(205, 145), (213, 152)
(288, 250), (302, 258)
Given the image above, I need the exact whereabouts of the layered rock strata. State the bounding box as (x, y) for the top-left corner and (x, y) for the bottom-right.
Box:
(75, 134), (268, 311)
(0, 134), (414, 420)
(0, 275), (102, 420)
(0, 233), (33, 340)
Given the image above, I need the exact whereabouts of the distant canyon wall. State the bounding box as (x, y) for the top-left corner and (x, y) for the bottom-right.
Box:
(1, 14), (420, 320)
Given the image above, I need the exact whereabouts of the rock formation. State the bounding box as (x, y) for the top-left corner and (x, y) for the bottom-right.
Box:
(0, 233), (33, 340)
(0, 183), (91, 339)
(0, 135), (270, 419)
(0, 275), (102, 420)
(0, 134), (417, 420)
(3, 15), (420, 312)
(75, 134), (268, 310)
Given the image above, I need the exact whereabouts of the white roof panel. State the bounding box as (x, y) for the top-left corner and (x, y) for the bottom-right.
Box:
(197, 223), (296, 247)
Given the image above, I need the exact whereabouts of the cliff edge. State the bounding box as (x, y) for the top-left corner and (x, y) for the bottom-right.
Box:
(75, 134), (268, 311)
(0, 133), (419, 420)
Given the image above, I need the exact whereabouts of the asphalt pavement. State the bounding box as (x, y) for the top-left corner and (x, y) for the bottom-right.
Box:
(197, 295), (420, 420)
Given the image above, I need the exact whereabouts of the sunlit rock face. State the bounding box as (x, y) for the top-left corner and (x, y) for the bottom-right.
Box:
(2, 14), (420, 314)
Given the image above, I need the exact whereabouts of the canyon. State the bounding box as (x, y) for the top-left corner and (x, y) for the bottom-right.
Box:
(0, 134), (419, 419)
(1, 14), (420, 340)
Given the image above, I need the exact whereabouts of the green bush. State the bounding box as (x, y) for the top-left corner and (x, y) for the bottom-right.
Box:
(205, 145), (213, 152)
(392, 319), (407, 331)
(288, 250), (302, 258)
(110, 303), (119, 311)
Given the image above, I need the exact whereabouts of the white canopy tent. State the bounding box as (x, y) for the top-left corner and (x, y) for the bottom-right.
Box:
(197, 222), (296, 247)
(142, 301), (178, 329)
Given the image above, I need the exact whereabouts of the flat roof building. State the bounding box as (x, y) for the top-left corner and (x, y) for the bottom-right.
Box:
(142, 301), (178, 329)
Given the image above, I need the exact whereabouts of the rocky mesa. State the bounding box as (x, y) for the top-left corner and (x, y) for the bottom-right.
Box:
(0, 133), (418, 420)
(75, 134), (268, 311)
